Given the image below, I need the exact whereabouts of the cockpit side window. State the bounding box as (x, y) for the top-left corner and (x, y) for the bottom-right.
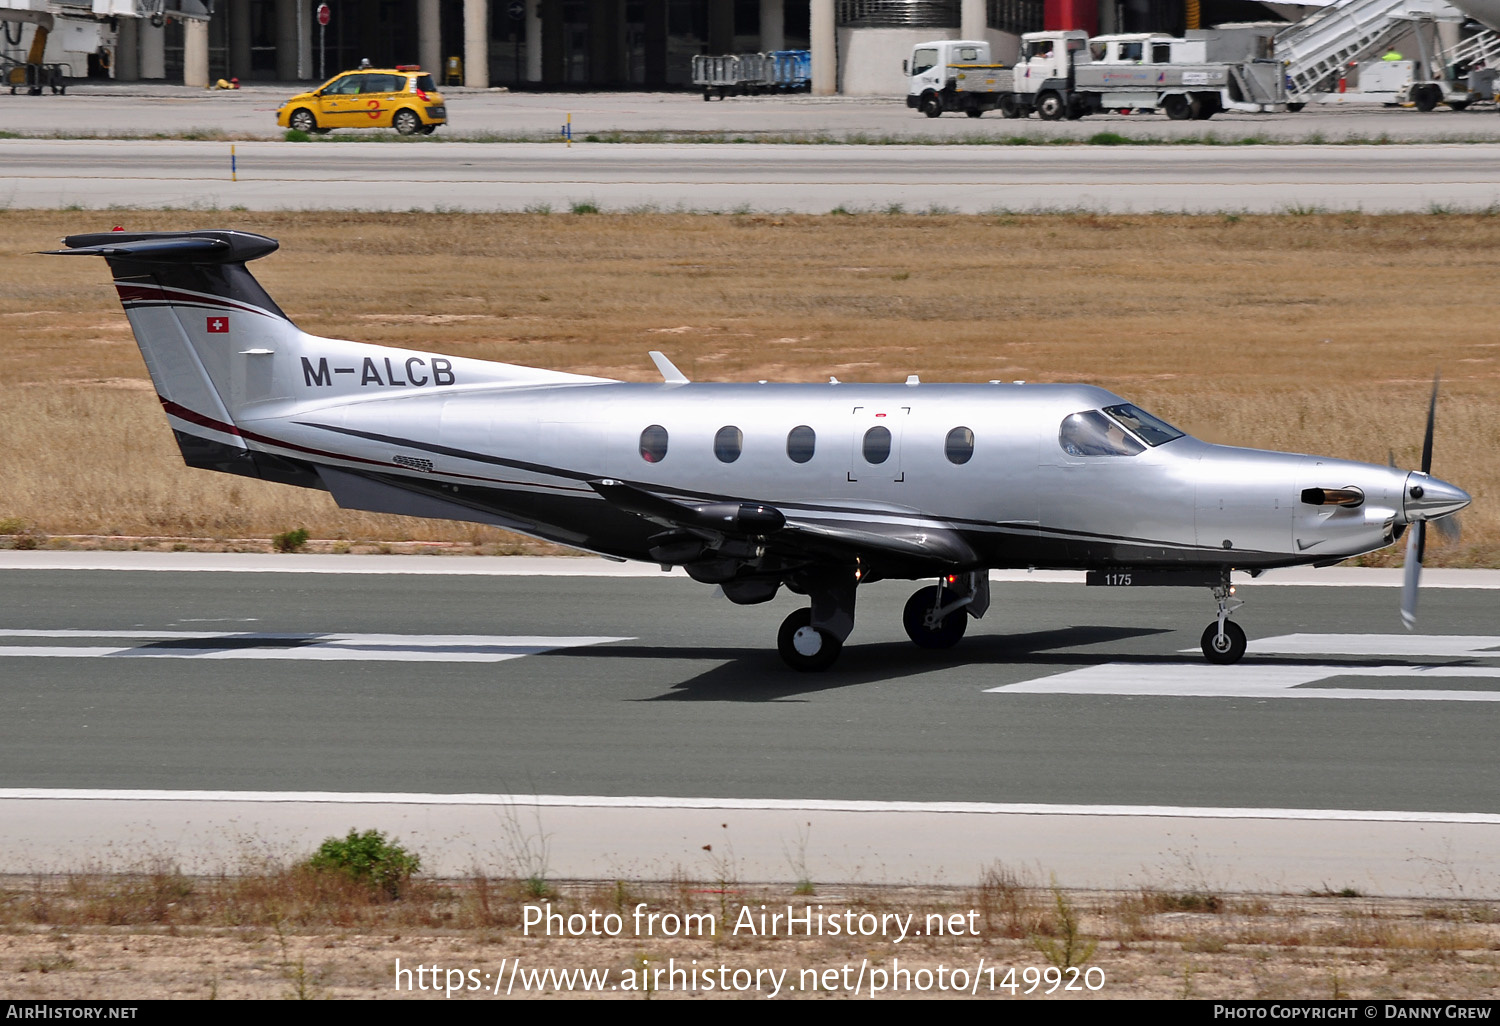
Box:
(1059, 411), (1145, 457)
(1102, 403), (1184, 446)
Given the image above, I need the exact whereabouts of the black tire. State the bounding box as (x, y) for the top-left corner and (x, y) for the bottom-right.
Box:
(289, 107), (317, 134)
(1286, 102), (1305, 112)
(999, 97), (1022, 119)
(1036, 91), (1066, 121)
(920, 92), (943, 118)
(1190, 94), (1218, 120)
(393, 108), (422, 135)
(1413, 84), (1441, 112)
(902, 586), (968, 650)
(1163, 94), (1192, 120)
(966, 106), (984, 118)
(1449, 100), (1470, 111)
(1200, 620), (1247, 665)
(778, 608), (842, 672)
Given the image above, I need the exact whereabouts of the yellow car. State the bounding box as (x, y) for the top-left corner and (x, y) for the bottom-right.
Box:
(277, 66), (447, 136)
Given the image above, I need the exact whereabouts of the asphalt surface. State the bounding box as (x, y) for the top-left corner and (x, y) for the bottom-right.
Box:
(4, 565), (1497, 813)
(9, 83), (1500, 142)
(7, 87), (1500, 212)
(6, 138), (1500, 212)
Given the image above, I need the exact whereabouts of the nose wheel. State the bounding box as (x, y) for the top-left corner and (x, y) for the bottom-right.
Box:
(1200, 581), (1247, 664)
(1200, 620), (1246, 664)
(778, 608), (842, 672)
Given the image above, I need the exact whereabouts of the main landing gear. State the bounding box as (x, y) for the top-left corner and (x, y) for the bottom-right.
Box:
(776, 570), (990, 671)
(1200, 580), (1247, 664)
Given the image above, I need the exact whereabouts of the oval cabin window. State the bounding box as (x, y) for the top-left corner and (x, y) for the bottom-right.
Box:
(714, 425), (743, 463)
(863, 426), (892, 464)
(945, 426), (975, 465)
(639, 424), (669, 463)
(786, 425), (816, 464)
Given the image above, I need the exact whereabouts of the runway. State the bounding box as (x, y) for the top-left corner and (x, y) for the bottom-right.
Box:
(5, 139), (1500, 212)
(2, 556), (1498, 893)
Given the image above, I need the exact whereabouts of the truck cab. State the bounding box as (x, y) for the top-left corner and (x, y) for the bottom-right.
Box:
(906, 40), (994, 112)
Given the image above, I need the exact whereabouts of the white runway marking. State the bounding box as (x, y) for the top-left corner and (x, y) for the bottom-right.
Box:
(988, 633), (1500, 702)
(0, 629), (630, 662)
(3, 788), (1497, 824)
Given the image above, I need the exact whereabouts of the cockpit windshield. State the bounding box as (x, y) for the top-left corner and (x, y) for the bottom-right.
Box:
(1059, 410), (1145, 457)
(1102, 403), (1184, 446)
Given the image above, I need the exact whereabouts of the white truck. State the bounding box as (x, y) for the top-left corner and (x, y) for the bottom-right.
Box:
(905, 31), (1286, 120)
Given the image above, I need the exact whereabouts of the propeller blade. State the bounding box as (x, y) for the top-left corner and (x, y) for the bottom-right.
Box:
(1420, 370), (1439, 475)
(1433, 513), (1462, 544)
(1400, 520), (1425, 631)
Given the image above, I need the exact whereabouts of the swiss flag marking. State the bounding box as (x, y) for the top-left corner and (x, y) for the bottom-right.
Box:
(206, 316), (229, 333)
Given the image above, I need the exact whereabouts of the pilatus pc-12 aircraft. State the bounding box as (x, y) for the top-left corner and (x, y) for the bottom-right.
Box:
(55, 229), (1471, 671)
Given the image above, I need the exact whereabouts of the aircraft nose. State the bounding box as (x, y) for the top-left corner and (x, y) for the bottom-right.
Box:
(1404, 472), (1471, 522)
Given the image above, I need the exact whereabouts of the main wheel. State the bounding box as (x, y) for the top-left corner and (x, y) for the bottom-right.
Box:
(778, 608), (842, 672)
(1286, 102), (1305, 112)
(393, 108), (422, 135)
(966, 106), (984, 118)
(1190, 94), (1218, 120)
(1200, 620), (1247, 665)
(1036, 91), (1066, 121)
(920, 92), (943, 118)
(999, 97), (1022, 119)
(1449, 100), (1471, 111)
(902, 586), (968, 650)
(1413, 84), (1441, 112)
(288, 107), (318, 133)
(1163, 94), (1192, 120)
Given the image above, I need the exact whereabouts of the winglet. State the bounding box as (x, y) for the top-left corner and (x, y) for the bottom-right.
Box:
(649, 351), (690, 384)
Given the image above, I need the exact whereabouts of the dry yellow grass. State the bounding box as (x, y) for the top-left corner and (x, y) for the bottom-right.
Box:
(4, 866), (1500, 999)
(1, 209), (1495, 564)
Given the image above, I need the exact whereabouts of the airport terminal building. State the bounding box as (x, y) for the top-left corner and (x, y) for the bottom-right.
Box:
(25, 0), (1282, 92)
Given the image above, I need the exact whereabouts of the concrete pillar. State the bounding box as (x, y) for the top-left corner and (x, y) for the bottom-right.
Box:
(810, 0), (834, 95)
(643, 0), (665, 86)
(525, 0), (541, 81)
(419, 0), (441, 78)
(229, 0), (252, 79)
(115, 16), (138, 81)
(759, 0), (784, 52)
(183, 17), (209, 86)
(961, 0), (985, 40)
(708, 0), (733, 54)
(296, 0), (312, 79)
(275, 0), (298, 80)
(464, 0), (489, 87)
(140, 18), (165, 79)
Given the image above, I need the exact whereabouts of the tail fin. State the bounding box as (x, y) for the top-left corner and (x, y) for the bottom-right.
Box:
(51, 230), (313, 482)
(53, 229), (613, 487)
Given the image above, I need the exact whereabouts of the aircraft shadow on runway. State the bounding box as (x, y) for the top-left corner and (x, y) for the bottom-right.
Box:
(550, 625), (1176, 702)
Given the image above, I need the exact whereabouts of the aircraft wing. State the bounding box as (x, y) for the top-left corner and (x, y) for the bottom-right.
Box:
(588, 478), (978, 571)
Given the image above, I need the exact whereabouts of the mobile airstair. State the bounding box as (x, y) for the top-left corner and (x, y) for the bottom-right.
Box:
(1274, 0), (1476, 106)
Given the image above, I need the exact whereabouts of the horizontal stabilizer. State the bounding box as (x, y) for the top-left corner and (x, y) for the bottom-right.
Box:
(46, 230), (279, 265)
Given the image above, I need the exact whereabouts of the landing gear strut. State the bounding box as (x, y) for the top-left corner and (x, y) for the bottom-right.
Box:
(1200, 579), (1246, 664)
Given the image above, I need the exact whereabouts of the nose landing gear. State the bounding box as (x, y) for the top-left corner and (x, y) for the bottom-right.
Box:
(1200, 580), (1247, 664)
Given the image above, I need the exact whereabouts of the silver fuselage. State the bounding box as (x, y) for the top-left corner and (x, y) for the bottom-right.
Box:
(239, 378), (1426, 576)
